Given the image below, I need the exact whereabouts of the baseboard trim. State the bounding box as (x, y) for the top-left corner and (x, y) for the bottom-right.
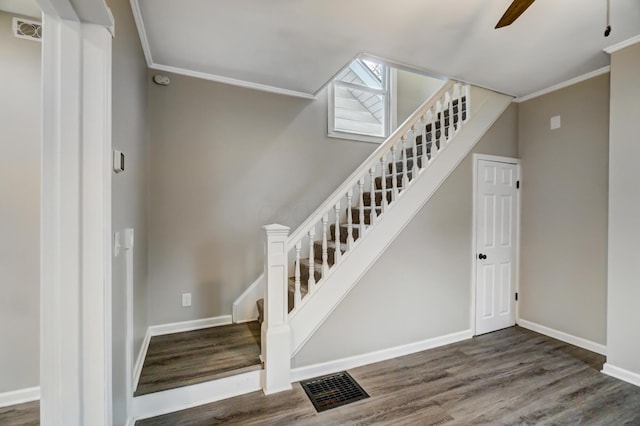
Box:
(517, 319), (607, 355)
(132, 370), (261, 421)
(291, 329), (472, 383)
(133, 328), (152, 392)
(0, 386), (40, 408)
(602, 363), (640, 388)
(149, 315), (233, 337)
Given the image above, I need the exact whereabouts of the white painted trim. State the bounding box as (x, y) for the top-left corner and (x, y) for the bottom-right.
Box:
(604, 34), (640, 54)
(133, 328), (151, 392)
(602, 363), (640, 388)
(0, 387), (40, 408)
(517, 319), (607, 355)
(149, 315), (233, 337)
(128, 0), (152, 67)
(291, 330), (472, 383)
(232, 274), (263, 323)
(471, 155), (520, 336)
(514, 66), (611, 103)
(132, 370), (261, 421)
(40, 13), (114, 425)
(150, 63), (317, 99)
(125, 417), (136, 426)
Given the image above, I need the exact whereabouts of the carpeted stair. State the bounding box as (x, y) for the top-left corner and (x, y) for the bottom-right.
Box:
(256, 97), (466, 323)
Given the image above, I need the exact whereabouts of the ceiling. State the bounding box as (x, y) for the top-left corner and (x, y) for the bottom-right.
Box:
(135, 0), (640, 98)
(0, 0), (40, 18)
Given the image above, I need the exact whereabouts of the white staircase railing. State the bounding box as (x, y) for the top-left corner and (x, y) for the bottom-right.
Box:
(261, 80), (470, 393)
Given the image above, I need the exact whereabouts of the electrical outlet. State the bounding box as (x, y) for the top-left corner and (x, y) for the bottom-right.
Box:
(182, 293), (192, 307)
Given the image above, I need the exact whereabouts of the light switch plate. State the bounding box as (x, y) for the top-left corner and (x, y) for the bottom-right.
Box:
(113, 150), (125, 173)
(182, 293), (192, 307)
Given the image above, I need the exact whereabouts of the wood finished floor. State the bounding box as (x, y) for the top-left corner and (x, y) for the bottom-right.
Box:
(0, 401), (39, 426)
(137, 326), (640, 425)
(135, 321), (261, 396)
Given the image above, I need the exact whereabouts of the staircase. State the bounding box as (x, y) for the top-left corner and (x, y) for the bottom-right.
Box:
(244, 80), (513, 394)
(256, 94), (467, 325)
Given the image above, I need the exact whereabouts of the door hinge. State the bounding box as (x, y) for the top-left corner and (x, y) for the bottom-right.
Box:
(516, 180), (520, 189)
(515, 292), (519, 301)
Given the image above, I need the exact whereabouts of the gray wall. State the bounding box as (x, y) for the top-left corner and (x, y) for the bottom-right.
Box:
(395, 70), (445, 126)
(109, 0), (149, 423)
(0, 10), (40, 394)
(607, 42), (640, 376)
(518, 74), (609, 345)
(293, 104), (519, 367)
(147, 75), (376, 325)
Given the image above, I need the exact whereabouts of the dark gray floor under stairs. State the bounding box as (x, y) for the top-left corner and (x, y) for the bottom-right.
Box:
(135, 321), (261, 396)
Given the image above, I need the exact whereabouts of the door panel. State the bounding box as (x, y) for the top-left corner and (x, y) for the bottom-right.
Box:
(476, 159), (518, 335)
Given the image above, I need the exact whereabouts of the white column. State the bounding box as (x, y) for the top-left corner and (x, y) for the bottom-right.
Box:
(40, 13), (113, 426)
(261, 224), (292, 395)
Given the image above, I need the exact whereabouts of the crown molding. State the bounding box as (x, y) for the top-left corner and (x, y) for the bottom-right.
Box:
(149, 63), (317, 99)
(514, 66), (610, 103)
(604, 34), (640, 54)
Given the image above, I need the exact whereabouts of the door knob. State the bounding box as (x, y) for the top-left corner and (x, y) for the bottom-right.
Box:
(478, 253), (487, 260)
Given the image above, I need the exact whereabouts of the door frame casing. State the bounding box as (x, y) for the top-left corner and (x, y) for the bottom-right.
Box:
(471, 154), (521, 336)
(38, 1), (114, 424)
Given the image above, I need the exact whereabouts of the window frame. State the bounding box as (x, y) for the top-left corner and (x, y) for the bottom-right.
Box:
(328, 59), (392, 144)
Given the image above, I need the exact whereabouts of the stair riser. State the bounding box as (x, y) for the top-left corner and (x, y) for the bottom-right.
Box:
(363, 191), (393, 207)
(330, 223), (360, 243)
(351, 208), (383, 225)
(299, 263), (322, 283)
(389, 157), (427, 174)
(375, 173), (412, 190)
(312, 241), (346, 265)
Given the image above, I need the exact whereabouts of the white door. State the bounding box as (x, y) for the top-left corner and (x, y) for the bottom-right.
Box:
(475, 159), (518, 335)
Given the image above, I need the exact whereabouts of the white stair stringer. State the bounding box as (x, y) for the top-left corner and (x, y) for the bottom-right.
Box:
(288, 86), (513, 356)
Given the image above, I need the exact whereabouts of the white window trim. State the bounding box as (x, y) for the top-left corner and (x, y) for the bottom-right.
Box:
(327, 60), (392, 144)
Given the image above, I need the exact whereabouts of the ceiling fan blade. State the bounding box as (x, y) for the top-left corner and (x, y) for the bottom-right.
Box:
(495, 0), (537, 29)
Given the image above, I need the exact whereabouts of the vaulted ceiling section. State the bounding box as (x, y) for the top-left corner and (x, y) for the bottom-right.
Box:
(132, 0), (640, 98)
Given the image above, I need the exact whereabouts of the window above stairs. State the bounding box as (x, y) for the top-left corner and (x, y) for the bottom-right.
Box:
(328, 56), (449, 144)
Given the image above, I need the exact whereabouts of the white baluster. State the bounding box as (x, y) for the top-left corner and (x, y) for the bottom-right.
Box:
(308, 227), (316, 294)
(369, 167), (378, 224)
(446, 89), (454, 142)
(411, 125), (418, 176)
(401, 136), (409, 187)
(321, 214), (329, 276)
(294, 240), (301, 308)
(434, 99), (442, 157)
(358, 177), (366, 235)
(390, 145), (399, 201)
(379, 154), (387, 213)
(426, 107), (434, 163)
(454, 83), (461, 134)
(346, 188), (355, 250)
(421, 115), (428, 170)
(333, 201), (342, 264)
(464, 84), (470, 123)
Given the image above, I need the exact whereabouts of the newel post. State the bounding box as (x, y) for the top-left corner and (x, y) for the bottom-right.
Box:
(261, 224), (292, 394)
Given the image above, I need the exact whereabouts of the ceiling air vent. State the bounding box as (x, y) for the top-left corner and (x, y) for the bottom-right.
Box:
(13, 17), (42, 42)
